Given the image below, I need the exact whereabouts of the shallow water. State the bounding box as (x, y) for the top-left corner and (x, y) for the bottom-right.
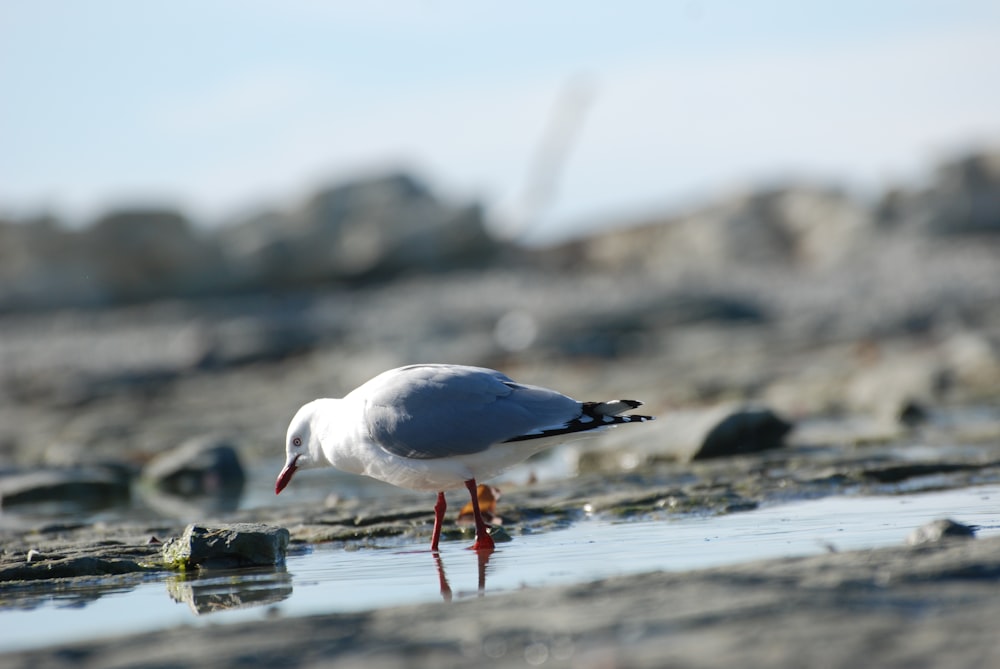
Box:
(2, 484), (998, 653)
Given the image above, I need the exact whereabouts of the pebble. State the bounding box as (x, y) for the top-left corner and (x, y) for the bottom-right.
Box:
(906, 518), (977, 546)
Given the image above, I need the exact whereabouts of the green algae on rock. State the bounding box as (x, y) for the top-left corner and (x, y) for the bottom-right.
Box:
(161, 524), (290, 570)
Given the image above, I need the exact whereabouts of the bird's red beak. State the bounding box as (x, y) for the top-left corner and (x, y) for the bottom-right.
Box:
(275, 455), (299, 495)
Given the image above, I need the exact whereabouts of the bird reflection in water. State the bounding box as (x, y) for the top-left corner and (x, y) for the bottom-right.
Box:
(432, 543), (494, 603)
(432, 482), (502, 601)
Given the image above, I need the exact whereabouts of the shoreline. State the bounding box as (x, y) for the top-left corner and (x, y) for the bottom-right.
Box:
(3, 531), (999, 668)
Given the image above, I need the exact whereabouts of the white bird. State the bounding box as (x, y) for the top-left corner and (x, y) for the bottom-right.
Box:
(275, 364), (653, 551)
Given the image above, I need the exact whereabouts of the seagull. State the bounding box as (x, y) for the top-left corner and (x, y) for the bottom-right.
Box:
(275, 364), (653, 551)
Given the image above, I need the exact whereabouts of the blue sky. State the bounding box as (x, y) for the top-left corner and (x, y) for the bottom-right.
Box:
(2, 1), (999, 242)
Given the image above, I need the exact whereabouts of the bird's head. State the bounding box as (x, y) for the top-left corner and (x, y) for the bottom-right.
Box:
(275, 400), (324, 494)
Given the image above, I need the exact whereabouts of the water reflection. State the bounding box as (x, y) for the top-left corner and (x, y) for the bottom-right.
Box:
(433, 547), (493, 602)
(0, 574), (151, 612)
(4, 485), (999, 654)
(166, 566), (292, 615)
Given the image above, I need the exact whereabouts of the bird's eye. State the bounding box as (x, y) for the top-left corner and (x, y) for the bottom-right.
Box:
(293, 437), (302, 447)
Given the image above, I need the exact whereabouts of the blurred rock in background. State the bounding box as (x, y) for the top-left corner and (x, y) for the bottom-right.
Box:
(2, 151), (999, 311)
(555, 184), (871, 273)
(0, 148), (999, 515)
(877, 152), (1000, 235)
(218, 172), (497, 289)
(0, 172), (496, 310)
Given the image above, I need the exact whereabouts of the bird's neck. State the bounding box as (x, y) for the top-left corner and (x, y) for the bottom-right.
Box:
(312, 397), (368, 474)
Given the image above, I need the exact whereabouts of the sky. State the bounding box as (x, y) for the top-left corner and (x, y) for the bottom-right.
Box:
(2, 1), (999, 243)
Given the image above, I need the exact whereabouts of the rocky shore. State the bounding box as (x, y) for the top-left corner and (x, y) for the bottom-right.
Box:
(2, 148), (999, 667)
(2, 410), (1000, 667)
(4, 530), (1000, 668)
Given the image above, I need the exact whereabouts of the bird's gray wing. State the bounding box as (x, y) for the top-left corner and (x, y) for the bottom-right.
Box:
(359, 364), (581, 460)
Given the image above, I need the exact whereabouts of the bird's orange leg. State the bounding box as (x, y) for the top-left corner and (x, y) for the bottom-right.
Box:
(431, 491), (446, 551)
(464, 478), (496, 551)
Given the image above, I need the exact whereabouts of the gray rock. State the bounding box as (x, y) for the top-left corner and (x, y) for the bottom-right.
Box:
(300, 172), (496, 278)
(691, 407), (792, 460)
(940, 330), (1000, 397)
(572, 404), (792, 470)
(878, 150), (1000, 234)
(142, 435), (245, 499)
(0, 215), (103, 309)
(161, 523), (290, 569)
(86, 208), (225, 303)
(0, 555), (153, 582)
(558, 185), (871, 274)
(906, 518), (977, 546)
(0, 208), (226, 310)
(219, 171), (498, 286)
(0, 523), (169, 585)
(844, 351), (949, 422)
(898, 400), (930, 427)
(0, 466), (131, 511)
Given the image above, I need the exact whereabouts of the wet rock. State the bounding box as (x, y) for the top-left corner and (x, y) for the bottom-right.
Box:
(571, 485), (757, 518)
(0, 536), (163, 583)
(486, 525), (513, 543)
(142, 435), (245, 499)
(898, 400), (929, 427)
(161, 523), (290, 569)
(906, 518), (977, 545)
(0, 556), (153, 582)
(691, 407), (792, 460)
(861, 462), (981, 484)
(0, 466), (131, 511)
(139, 436), (246, 519)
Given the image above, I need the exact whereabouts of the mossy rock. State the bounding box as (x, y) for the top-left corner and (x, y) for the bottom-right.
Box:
(162, 523), (290, 570)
